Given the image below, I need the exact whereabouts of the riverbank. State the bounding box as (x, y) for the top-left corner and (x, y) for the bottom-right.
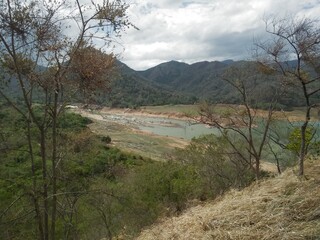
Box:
(71, 104), (319, 123)
(71, 107), (190, 161)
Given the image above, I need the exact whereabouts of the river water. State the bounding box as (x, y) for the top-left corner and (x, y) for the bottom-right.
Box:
(101, 113), (219, 140)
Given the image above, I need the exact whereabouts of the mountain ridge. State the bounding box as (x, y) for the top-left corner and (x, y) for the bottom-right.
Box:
(114, 58), (317, 109)
(2, 58), (316, 109)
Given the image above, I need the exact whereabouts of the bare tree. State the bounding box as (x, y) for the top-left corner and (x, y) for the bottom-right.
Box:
(197, 63), (281, 179)
(255, 15), (320, 176)
(0, 0), (134, 239)
(69, 43), (118, 105)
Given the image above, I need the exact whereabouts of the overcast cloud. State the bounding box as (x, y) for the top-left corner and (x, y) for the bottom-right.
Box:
(117, 0), (320, 70)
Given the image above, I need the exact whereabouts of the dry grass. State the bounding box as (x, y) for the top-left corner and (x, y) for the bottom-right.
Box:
(136, 159), (320, 240)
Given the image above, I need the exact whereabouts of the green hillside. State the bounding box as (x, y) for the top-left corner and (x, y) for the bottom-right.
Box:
(2, 59), (318, 109)
(102, 62), (197, 108)
(135, 60), (319, 109)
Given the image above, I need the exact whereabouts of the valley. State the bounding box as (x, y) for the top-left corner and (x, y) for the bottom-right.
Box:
(72, 105), (216, 161)
(72, 104), (320, 162)
(1, 2), (319, 239)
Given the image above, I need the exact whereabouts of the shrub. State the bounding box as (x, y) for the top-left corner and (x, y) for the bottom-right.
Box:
(101, 135), (112, 144)
(131, 161), (202, 214)
(58, 112), (92, 130)
(175, 134), (255, 198)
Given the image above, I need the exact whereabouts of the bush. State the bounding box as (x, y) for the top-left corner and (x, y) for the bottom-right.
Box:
(175, 134), (255, 198)
(101, 135), (112, 144)
(130, 161), (202, 214)
(58, 112), (92, 130)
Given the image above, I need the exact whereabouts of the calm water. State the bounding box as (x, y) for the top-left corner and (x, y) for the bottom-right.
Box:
(101, 113), (320, 141)
(102, 114), (219, 140)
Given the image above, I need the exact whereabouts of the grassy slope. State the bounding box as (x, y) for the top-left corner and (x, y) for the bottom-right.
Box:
(136, 159), (320, 240)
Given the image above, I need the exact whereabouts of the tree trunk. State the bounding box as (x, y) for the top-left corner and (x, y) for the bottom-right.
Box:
(299, 123), (307, 176)
(27, 120), (44, 239)
(255, 158), (260, 180)
(51, 89), (59, 240)
(40, 129), (49, 240)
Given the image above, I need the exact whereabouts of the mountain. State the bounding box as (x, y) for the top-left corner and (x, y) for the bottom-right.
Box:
(138, 60), (227, 98)
(101, 61), (197, 108)
(2, 58), (317, 109)
(133, 59), (320, 108)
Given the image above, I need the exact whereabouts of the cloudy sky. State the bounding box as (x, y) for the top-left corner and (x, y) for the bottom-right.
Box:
(117, 0), (320, 70)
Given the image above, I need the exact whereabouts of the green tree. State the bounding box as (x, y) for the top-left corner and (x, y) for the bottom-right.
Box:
(286, 127), (318, 156)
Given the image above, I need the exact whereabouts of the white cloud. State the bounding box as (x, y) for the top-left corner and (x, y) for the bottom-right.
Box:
(118, 0), (320, 70)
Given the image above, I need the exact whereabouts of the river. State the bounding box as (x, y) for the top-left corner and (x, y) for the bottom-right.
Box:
(100, 113), (219, 140)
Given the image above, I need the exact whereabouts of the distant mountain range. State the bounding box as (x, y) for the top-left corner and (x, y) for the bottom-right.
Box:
(2, 58), (318, 109)
(105, 59), (313, 109)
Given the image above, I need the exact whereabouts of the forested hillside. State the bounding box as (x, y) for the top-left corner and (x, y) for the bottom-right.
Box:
(102, 62), (197, 108)
(136, 60), (314, 108)
(105, 59), (319, 109)
(2, 59), (318, 109)
(138, 60), (226, 94)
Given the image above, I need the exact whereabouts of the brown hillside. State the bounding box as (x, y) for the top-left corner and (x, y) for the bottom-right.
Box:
(136, 159), (320, 240)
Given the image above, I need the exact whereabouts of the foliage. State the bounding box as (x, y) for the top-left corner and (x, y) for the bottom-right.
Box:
(101, 135), (112, 144)
(134, 60), (318, 108)
(286, 126), (319, 156)
(58, 112), (93, 130)
(175, 135), (255, 198)
(130, 161), (202, 213)
(136, 159), (320, 240)
(104, 72), (197, 108)
(0, 105), (207, 239)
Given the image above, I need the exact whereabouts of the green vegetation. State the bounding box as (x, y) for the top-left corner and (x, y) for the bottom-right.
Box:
(0, 105), (229, 239)
(286, 126), (320, 156)
(103, 74), (197, 108)
(175, 135), (255, 198)
(120, 60), (319, 110)
(1, 103), (319, 239)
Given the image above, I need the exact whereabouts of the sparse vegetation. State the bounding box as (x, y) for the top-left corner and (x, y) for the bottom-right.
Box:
(136, 159), (320, 240)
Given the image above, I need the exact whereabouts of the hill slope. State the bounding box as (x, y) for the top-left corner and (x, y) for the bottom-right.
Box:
(98, 61), (197, 107)
(136, 160), (320, 240)
(136, 60), (312, 107)
(138, 60), (227, 98)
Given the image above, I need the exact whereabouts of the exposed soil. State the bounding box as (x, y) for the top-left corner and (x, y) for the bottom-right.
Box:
(71, 107), (189, 161)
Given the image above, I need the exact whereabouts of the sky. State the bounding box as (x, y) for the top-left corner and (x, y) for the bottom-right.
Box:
(115, 0), (320, 70)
